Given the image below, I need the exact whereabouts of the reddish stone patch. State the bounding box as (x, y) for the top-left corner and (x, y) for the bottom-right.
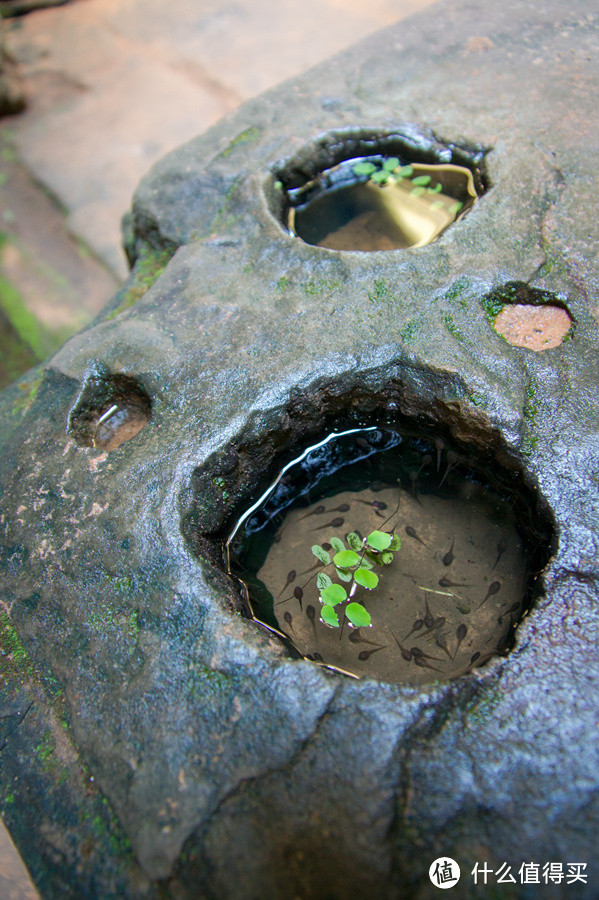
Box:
(494, 304), (572, 351)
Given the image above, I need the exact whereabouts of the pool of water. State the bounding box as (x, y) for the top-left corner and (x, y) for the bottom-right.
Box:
(226, 428), (542, 685)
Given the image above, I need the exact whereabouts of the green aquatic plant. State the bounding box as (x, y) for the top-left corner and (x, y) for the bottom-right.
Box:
(352, 158), (464, 216)
(311, 529), (401, 628)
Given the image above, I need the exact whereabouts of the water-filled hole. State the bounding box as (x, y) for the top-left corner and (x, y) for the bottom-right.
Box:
(272, 130), (487, 251)
(483, 282), (574, 351)
(226, 426), (551, 685)
(68, 371), (151, 451)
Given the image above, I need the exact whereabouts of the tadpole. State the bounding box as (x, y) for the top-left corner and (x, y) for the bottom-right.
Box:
(403, 617), (424, 640)
(442, 538), (455, 567)
(312, 517), (345, 532)
(305, 604), (317, 639)
(358, 646), (386, 661)
(477, 580), (501, 610)
(277, 569), (296, 598)
(299, 505), (326, 520)
(405, 526), (428, 547)
(455, 623), (468, 654)
(294, 586), (304, 610)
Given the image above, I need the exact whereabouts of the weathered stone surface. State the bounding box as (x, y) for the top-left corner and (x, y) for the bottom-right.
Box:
(1, 0), (598, 897)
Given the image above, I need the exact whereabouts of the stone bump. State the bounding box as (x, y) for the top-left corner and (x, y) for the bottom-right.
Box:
(1, 0), (599, 897)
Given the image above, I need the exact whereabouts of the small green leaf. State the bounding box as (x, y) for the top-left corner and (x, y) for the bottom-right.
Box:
(429, 182), (443, 193)
(359, 556), (373, 570)
(353, 161), (377, 176)
(367, 531), (393, 551)
(431, 200), (445, 210)
(320, 584), (347, 606)
(336, 568), (353, 582)
(383, 157), (400, 171)
(380, 551), (394, 565)
(274, 180), (283, 190)
(354, 568), (379, 589)
(365, 549), (384, 566)
(346, 603), (372, 628)
(388, 535), (401, 551)
(317, 572), (332, 590)
(396, 165), (414, 178)
(311, 545), (331, 565)
(450, 201), (464, 215)
(320, 605), (339, 627)
(347, 532), (363, 552)
(370, 170), (389, 184)
(411, 174), (431, 186)
(330, 537), (345, 554)
(333, 550), (360, 568)
(410, 186), (426, 197)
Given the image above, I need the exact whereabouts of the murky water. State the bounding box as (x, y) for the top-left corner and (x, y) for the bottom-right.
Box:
(286, 158), (477, 251)
(227, 429), (539, 685)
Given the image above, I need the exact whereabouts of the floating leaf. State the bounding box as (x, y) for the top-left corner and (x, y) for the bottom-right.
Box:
(346, 602), (372, 628)
(320, 605), (339, 627)
(410, 186), (426, 197)
(317, 572), (332, 590)
(370, 170), (389, 184)
(383, 157), (400, 171)
(367, 531), (393, 551)
(396, 165), (414, 178)
(359, 556), (374, 570)
(333, 550), (360, 568)
(380, 551), (394, 565)
(330, 537), (345, 554)
(347, 532), (363, 552)
(428, 182), (443, 193)
(311, 545), (330, 565)
(431, 200), (445, 210)
(411, 174), (431, 186)
(320, 584), (347, 606)
(353, 161), (377, 176)
(450, 201), (464, 215)
(336, 568), (353, 582)
(354, 568), (379, 590)
(388, 535), (401, 552)
(365, 549), (384, 566)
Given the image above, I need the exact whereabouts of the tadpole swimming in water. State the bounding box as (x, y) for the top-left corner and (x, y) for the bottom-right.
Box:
(312, 516), (345, 532)
(439, 450), (458, 488)
(305, 604), (317, 639)
(418, 616), (446, 639)
(423, 595), (435, 629)
(299, 505), (326, 520)
(411, 646), (443, 663)
(439, 576), (468, 588)
(498, 601), (520, 624)
(277, 569), (296, 598)
(294, 586), (304, 609)
(435, 632), (453, 661)
(477, 580), (501, 609)
(434, 438), (444, 472)
(403, 617), (424, 640)
(348, 629), (381, 647)
(392, 634), (413, 662)
(442, 538), (455, 567)
(283, 611), (295, 633)
(405, 526), (428, 547)
(413, 656), (442, 673)
(455, 623), (468, 654)
(358, 646), (386, 661)
(356, 499), (387, 518)
(491, 541), (507, 572)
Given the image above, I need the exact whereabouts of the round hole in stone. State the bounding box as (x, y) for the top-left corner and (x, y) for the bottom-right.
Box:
(226, 426), (552, 685)
(68, 371), (152, 451)
(271, 130), (487, 251)
(483, 282), (574, 351)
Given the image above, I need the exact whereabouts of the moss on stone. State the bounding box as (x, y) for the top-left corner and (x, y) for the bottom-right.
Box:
(104, 247), (174, 321)
(220, 126), (262, 158)
(367, 278), (391, 303)
(399, 319), (419, 343)
(442, 311), (467, 343)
